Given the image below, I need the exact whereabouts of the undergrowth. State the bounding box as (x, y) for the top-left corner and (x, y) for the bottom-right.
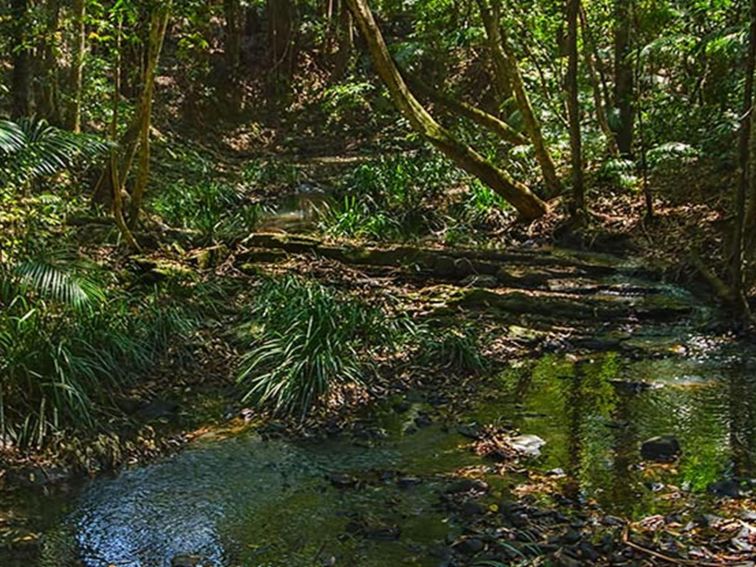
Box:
(0, 254), (195, 448)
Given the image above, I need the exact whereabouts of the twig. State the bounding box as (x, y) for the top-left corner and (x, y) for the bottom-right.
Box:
(621, 527), (724, 566)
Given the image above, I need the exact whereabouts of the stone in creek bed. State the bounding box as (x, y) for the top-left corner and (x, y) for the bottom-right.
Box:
(510, 434), (547, 457)
(640, 435), (681, 462)
(708, 479), (742, 498)
(561, 528), (583, 544)
(454, 537), (485, 554)
(137, 398), (180, 420)
(328, 472), (357, 488)
(445, 478), (489, 494)
(171, 556), (206, 567)
(456, 423), (483, 439)
(460, 500), (487, 516)
(414, 413), (433, 428)
(397, 475), (423, 489)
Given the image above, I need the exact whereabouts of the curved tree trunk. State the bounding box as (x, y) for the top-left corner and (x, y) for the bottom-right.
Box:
(477, 0), (563, 198)
(613, 0), (635, 156)
(345, 0), (547, 221)
(732, 0), (756, 316)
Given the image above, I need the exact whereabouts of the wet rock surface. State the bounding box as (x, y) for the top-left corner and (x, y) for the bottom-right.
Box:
(640, 435), (681, 462)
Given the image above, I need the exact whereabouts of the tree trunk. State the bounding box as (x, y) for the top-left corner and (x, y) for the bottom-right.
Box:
(408, 77), (528, 146)
(732, 0), (756, 316)
(613, 0), (634, 156)
(224, 0), (242, 73)
(39, 0), (62, 124)
(345, 0), (547, 221)
(69, 0), (86, 132)
(566, 0), (584, 215)
(109, 19), (139, 250)
(477, 0), (513, 102)
(128, 5), (171, 229)
(267, 0), (297, 77)
(477, 0), (563, 198)
(10, 0), (31, 118)
(332, 1), (354, 79)
(579, 2), (618, 156)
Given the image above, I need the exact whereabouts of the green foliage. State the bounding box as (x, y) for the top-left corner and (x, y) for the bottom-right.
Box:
(0, 254), (193, 448)
(237, 277), (398, 418)
(240, 159), (302, 189)
(319, 153), (461, 240)
(150, 179), (266, 242)
(597, 158), (638, 191)
(0, 118), (108, 189)
(646, 142), (700, 172)
(321, 80), (375, 127)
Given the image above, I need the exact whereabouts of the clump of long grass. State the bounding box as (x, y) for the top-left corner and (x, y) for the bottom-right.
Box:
(417, 324), (488, 373)
(236, 276), (400, 418)
(319, 152), (461, 241)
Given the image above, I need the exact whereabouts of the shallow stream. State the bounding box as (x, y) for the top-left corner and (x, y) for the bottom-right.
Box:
(2, 334), (754, 566)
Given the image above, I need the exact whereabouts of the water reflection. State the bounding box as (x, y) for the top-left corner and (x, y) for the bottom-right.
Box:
(494, 351), (755, 514)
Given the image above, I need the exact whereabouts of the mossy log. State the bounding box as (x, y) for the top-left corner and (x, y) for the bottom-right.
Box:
(239, 233), (658, 280)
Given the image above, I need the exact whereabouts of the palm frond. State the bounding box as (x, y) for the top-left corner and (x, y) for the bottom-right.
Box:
(12, 256), (105, 310)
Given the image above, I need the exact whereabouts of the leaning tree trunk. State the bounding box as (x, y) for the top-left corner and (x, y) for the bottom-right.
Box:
(128, 4), (171, 229)
(345, 0), (547, 221)
(477, 0), (563, 198)
(566, 0), (584, 215)
(408, 77), (528, 146)
(109, 19), (139, 250)
(10, 0), (31, 118)
(613, 0), (634, 156)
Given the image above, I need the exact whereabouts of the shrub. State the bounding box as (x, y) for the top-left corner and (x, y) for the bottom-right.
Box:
(237, 277), (398, 418)
(0, 255), (193, 448)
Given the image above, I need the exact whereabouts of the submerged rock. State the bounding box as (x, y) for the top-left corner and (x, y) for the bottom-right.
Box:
(708, 479), (742, 498)
(397, 475), (422, 489)
(456, 423), (483, 440)
(445, 478), (489, 495)
(640, 435), (681, 462)
(171, 555), (205, 567)
(328, 472), (357, 488)
(454, 537), (484, 554)
(510, 434), (547, 457)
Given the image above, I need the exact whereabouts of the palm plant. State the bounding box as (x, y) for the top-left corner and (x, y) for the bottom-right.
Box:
(0, 118), (108, 190)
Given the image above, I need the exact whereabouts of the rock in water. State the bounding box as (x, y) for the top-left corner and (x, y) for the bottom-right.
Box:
(171, 556), (205, 567)
(510, 434), (547, 457)
(640, 435), (681, 462)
